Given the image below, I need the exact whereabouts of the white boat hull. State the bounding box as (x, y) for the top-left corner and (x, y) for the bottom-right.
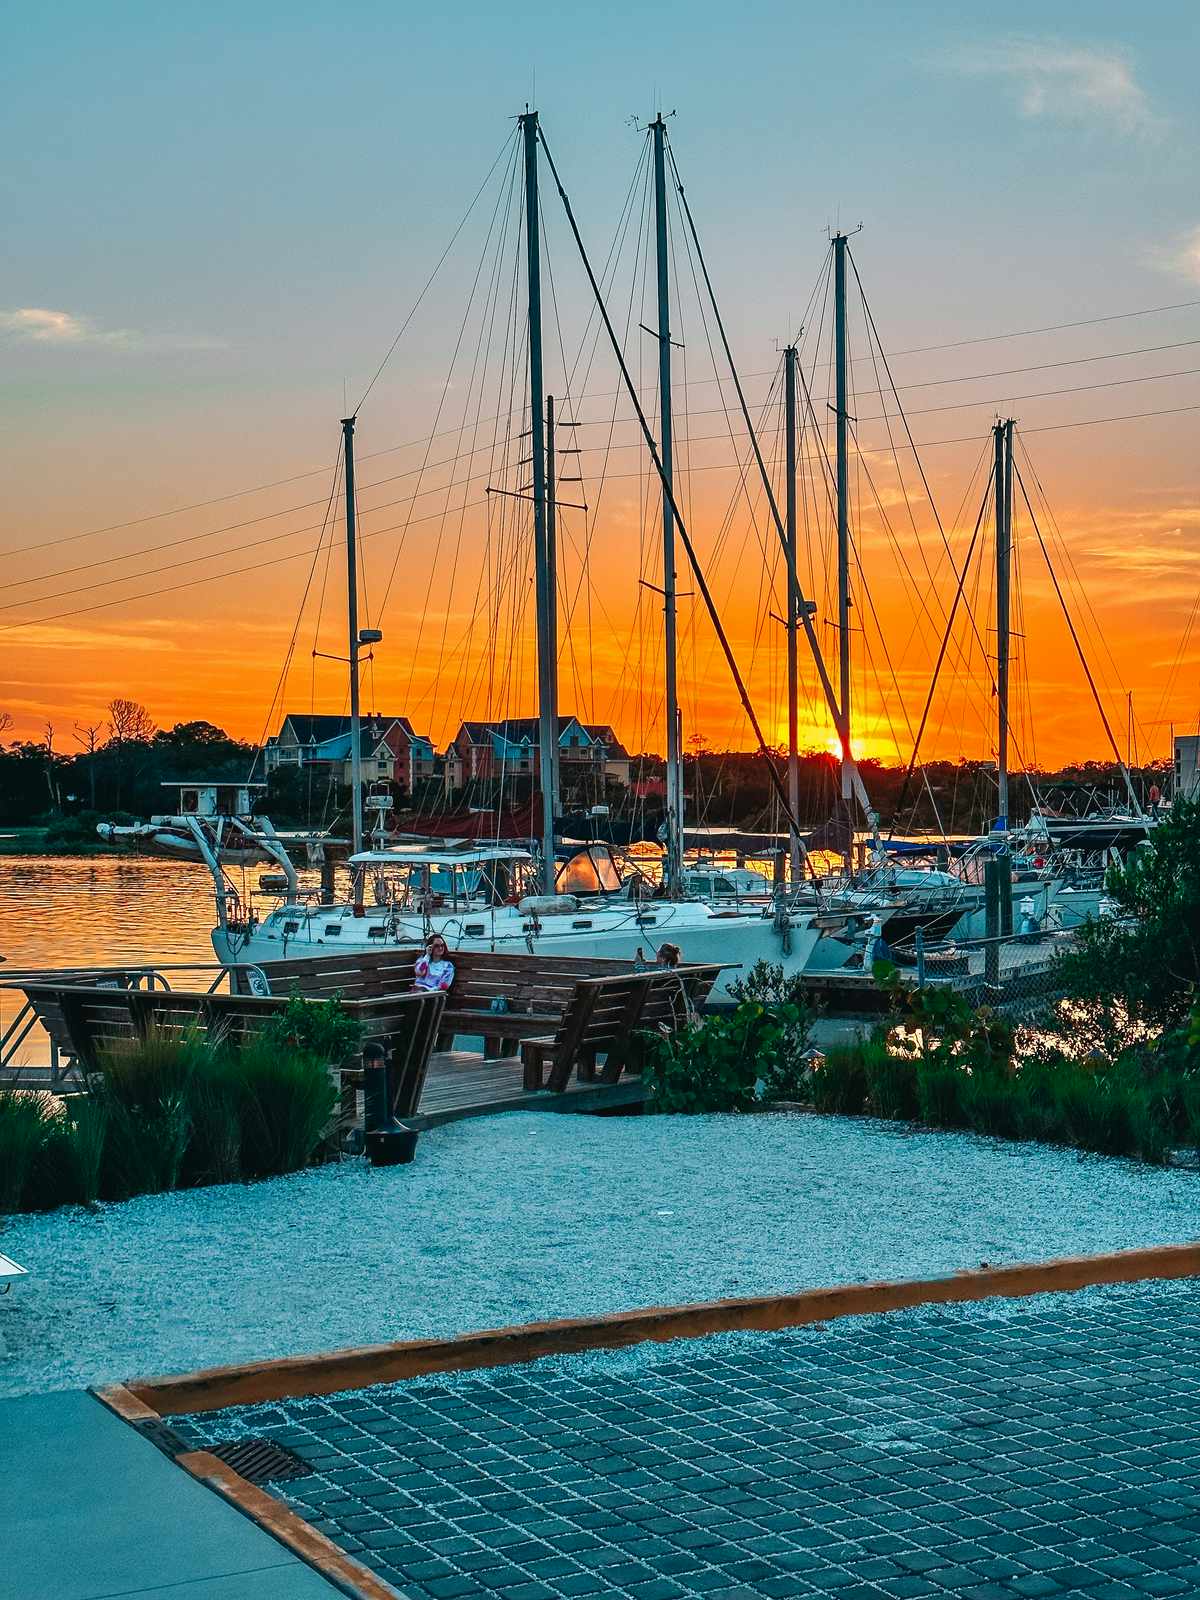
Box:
(213, 901), (831, 1003)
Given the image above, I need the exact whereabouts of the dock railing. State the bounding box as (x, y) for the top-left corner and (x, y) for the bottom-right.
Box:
(0, 962), (271, 1085)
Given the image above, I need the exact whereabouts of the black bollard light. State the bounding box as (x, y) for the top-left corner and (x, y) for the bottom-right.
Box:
(361, 1039), (419, 1167)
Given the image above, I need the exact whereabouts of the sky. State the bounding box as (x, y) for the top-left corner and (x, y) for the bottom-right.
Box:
(2, 0), (1199, 770)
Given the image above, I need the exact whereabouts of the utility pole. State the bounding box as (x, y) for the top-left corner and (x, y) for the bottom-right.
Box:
(520, 108), (558, 893)
(784, 344), (802, 883)
(994, 417), (1013, 830)
(833, 232), (852, 804)
(651, 112), (684, 897)
(341, 415), (364, 865)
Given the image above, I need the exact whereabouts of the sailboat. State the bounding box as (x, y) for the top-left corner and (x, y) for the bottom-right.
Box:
(207, 111), (861, 999)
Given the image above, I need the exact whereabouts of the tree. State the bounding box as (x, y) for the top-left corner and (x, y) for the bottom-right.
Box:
(106, 699), (157, 745)
(103, 699), (156, 810)
(74, 721), (105, 809)
(1053, 797), (1200, 1054)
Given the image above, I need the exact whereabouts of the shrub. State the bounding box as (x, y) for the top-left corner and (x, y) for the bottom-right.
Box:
(641, 1003), (770, 1114)
(260, 992), (360, 1064)
(861, 1039), (918, 1120)
(726, 963), (817, 1101)
(1048, 797), (1200, 1052)
(812, 1045), (868, 1115)
(0, 1089), (58, 1211)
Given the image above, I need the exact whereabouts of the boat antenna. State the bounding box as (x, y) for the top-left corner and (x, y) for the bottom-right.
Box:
(534, 122), (809, 845)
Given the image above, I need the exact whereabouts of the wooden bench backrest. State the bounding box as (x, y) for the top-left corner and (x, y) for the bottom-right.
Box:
(245, 947), (643, 1019)
(19, 984), (446, 1119)
(543, 964), (723, 1091)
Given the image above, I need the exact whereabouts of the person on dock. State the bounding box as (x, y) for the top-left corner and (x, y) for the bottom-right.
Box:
(414, 934), (455, 993)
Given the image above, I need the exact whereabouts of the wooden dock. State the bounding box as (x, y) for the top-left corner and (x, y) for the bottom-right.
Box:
(411, 1050), (646, 1127)
(0, 1047), (647, 1126)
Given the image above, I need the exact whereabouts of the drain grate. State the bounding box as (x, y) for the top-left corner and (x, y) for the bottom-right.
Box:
(206, 1437), (314, 1484)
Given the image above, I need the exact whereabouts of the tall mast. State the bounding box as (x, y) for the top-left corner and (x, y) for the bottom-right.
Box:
(994, 417), (1013, 828)
(833, 232), (852, 802)
(546, 392), (561, 813)
(651, 113), (684, 896)
(520, 108), (558, 893)
(784, 344), (802, 882)
(341, 415), (364, 861)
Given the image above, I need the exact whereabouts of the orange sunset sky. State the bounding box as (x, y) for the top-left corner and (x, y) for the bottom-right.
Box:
(3, 6), (1199, 771)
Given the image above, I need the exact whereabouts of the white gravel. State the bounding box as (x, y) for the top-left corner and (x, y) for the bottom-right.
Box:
(2, 1110), (1199, 1397)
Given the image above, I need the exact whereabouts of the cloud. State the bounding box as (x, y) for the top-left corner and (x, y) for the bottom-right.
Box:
(0, 306), (225, 351)
(938, 37), (1162, 138)
(0, 307), (123, 343)
(1148, 224), (1200, 286)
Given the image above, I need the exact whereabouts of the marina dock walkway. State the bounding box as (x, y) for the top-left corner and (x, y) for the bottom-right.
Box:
(176, 1278), (1200, 1600)
(2, 1389), (339, 1599)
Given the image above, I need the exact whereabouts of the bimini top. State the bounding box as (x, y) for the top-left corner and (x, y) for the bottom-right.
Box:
(348, 845), (533, 869)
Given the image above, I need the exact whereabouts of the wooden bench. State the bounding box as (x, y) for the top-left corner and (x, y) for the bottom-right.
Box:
(239, 948), (650, 1060)
(521, 964), (724, 1091)
(13, 968), (167, 1074)
(17, 983), (446, 1126)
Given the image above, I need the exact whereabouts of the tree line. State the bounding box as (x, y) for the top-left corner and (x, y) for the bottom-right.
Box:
(0, 701), (1170, 836)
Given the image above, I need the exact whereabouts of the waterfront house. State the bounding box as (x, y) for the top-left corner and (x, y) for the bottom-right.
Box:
(264, 713), (436, 795)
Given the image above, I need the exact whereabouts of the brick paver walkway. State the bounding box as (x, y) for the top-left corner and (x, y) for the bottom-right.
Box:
(177, 1282), (1200, 1599)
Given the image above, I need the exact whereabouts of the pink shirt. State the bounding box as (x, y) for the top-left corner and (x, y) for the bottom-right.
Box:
(414, 955), (455, 992)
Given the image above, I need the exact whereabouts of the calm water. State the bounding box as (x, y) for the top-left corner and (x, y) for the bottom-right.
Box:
(0, 855), (333, 1065)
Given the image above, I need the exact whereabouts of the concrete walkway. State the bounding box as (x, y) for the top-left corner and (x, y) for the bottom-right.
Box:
(2, 1389), (339, 1600)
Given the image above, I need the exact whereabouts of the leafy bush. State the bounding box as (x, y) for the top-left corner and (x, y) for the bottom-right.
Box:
(1049, 797), (1200, 1052)
(641, 1003), (770, 1113)
(260, 992), (360, 1064)
(726, 962), (817, 1100)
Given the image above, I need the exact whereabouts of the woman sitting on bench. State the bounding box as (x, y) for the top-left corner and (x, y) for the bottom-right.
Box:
(413, 934), (455, 993)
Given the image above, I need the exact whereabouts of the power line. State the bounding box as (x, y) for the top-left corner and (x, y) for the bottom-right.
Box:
(8, 299), (1197, 561)
(6, 394), (1200, 620)
(16, 349), (1198, 599)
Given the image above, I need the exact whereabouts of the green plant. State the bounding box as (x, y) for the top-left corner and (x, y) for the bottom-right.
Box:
(861, 1038), (918, 1120)
(61, 1097), (109, 1205)
(1048, 797), (1200, 1053)
(233, 1038), (338, 1177)
(811, 1044), (868, 1115)
(260, 992), (361, 1065)
(91, 1027), (202, 1197)
(0, 1088), (58, 1211)
(182, 1054), (243, 1187)
(915, 1057), (966, 1128)
(641, 1003), (769, 1114)
(725, 964), (817, 1102)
